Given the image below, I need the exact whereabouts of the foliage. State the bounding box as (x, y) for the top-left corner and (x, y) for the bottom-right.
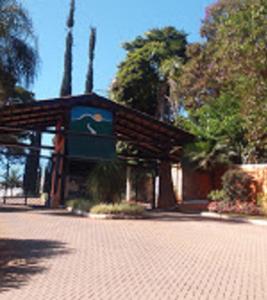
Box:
(66, 198), (98, 212)
(11, 86), (34, 104)
(208, 189), (226, 202)
(0, 0), (38, 102)
(85, 27), (96, 93)
(86, 160), (125, 203)
(90, 202), (145, 216)
(222, 169), (254, 202)
(41, 192), (49, 203)
(257, 193), (267, 215)
(179, 93), (246, 169)
(60, 32), (73, 96)
(0, 167), (22, 196)
(178, 0), (267, 163)
(66, 199), (145, 216)
(67, 0), (75, 28)
(60, 0), (75, 96)
(111, 27), (188, 121)
(208, 200), (262, 216)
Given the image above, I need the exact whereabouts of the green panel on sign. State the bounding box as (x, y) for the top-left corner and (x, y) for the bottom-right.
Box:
(68, 106), (116, 159)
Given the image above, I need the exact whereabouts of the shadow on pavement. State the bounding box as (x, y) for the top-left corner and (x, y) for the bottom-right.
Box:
(0, 238), (70, 293)
(0, 205), (33, 213)
(39, 210), (85, 218)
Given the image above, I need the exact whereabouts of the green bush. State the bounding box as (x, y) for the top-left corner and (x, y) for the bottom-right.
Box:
(87, 161), (125, 203)
(208, 189), (226, 202)
(257, 193), (267, 215)
(66, 198), (98, 212)
(222, 169), (254, 202)
(90, 202), (145, 216)
(41, 193), (48, 202)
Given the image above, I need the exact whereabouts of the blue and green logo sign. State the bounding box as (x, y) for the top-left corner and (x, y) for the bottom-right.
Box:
(68, 106), (116, 159)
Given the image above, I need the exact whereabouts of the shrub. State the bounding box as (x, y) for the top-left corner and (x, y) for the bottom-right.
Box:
(208, 200), (262, 216)
(208, 189), (226, 202)
(66, 198), (98, 212)
(86, 161), (125, 203)
(222, 169), (254, 202)
(257, 193), (267, 216)
(90, 202), (145, 216)
(41, 193), (48, 202)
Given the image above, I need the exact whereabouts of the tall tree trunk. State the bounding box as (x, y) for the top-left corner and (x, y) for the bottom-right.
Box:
(156, 82), (168, 121)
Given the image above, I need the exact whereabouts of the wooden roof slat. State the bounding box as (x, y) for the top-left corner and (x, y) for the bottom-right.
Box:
(0, 111), (63, 124)
(116, 118), (175, 147)
(117, 110), (191, 143)
(0, 93), (194, 162)
(115, 125), (163, 154)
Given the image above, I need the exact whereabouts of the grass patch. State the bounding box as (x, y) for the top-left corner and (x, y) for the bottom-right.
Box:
(90, 202), (145, 216)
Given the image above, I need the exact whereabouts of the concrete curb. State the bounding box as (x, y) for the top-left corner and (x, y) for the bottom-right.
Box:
(89, 213), (145, 220)
(201, 212), (267, 226)
(67, 207), (145, 220)
(67, 207), (267, 226)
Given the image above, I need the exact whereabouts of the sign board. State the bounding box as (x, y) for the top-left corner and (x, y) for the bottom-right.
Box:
(68, 106), (116, 159)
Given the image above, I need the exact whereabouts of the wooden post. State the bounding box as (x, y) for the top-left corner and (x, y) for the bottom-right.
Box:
(3, 156), (10, 205)
(157, 160), (177, 209)
(126, 165), (131, 202)
(60, 112), (70, 207)
(152, 174), (156, 209)
(51, 120), (65, 208)
(24, 193), (28, 206)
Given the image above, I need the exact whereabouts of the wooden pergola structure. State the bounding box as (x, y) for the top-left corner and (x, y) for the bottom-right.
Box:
(0, 93), (194, 208)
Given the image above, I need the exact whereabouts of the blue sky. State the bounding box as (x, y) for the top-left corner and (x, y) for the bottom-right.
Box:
(23, 0), (214, 100)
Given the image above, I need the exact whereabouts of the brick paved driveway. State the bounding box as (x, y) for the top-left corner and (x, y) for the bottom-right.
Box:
(0, 206), (267, 300)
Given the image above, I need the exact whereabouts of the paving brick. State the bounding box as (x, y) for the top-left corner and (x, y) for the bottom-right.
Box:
(0, 206), (267, 299)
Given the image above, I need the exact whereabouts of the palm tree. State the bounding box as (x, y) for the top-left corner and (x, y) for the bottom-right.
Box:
(0, 0), (38, 102)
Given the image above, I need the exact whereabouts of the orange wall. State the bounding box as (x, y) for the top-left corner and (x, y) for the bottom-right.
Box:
(173, 164), (267, 202)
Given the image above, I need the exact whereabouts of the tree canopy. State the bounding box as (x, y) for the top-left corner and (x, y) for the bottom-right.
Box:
(85, 27), (97, 94)
(111, 6), (266, 165)
(60, 0), (75, 96)
(178, 0), (267, 165)
(0, 0), (38, 102)
(111, 27), (188, 121)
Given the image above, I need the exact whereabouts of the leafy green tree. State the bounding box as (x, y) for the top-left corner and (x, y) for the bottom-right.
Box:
(60, 0), (75, 96)
(86, 161), (125, 203)
(0, 154), (23, 197)
(111, 27), (188, 122)
(179, 93), (247, 170)
(4, 168), (22, 196)
(0, 0), (38, 102)
(85, 27), (96, 93)
(179, 0), (267, 163)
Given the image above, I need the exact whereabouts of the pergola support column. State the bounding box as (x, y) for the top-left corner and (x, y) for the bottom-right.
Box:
(126, 165), (131, 202)
(157, 160), (177, 209)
